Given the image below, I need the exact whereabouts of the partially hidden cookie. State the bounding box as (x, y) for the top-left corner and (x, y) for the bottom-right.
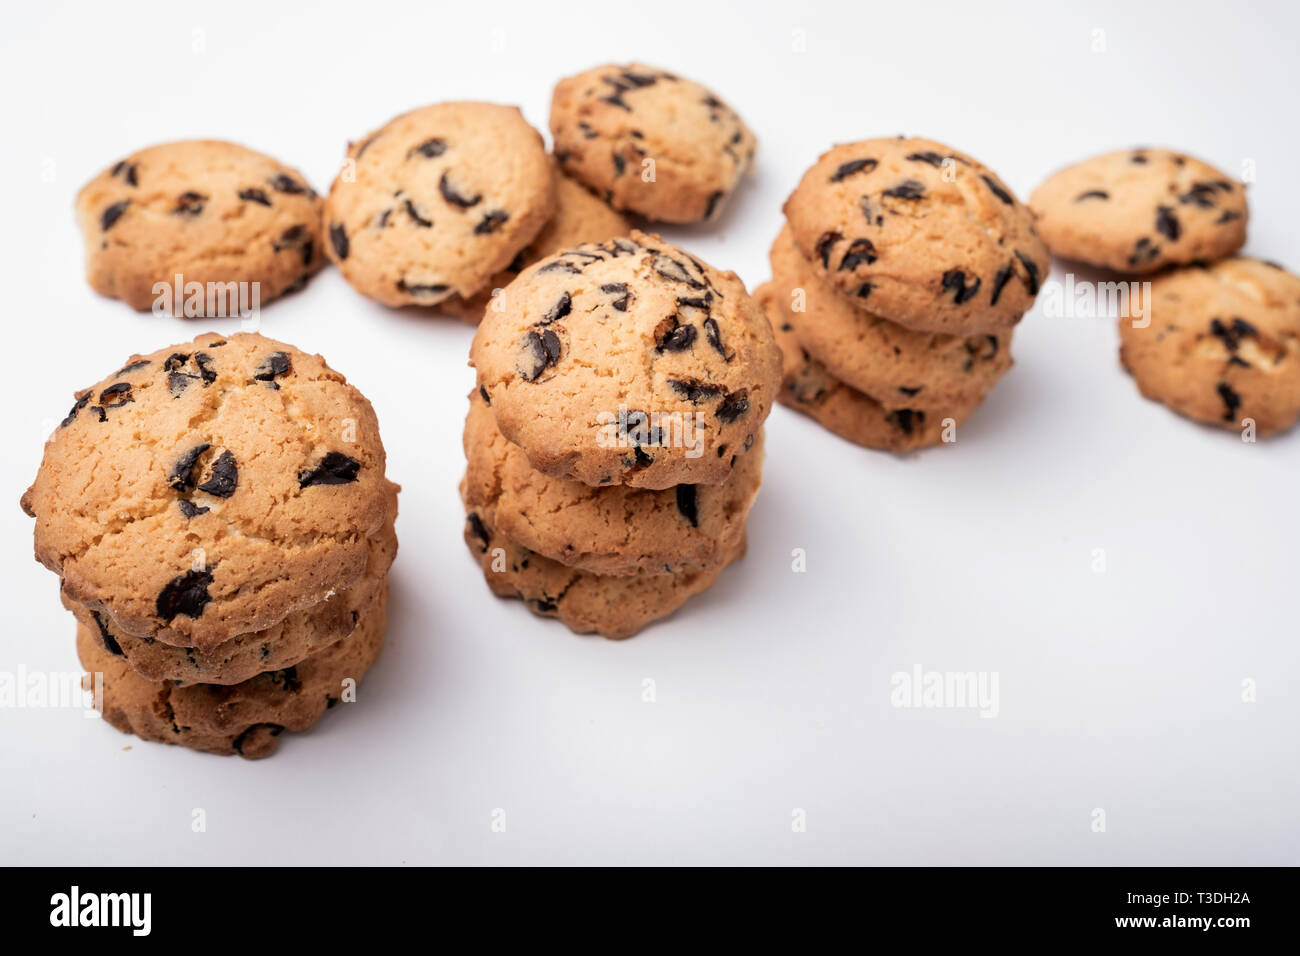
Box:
(67, 506), (397, 685)
(471, 232), (781, 489)
(80, 581), (388, 759)
(1119, 258), (1300, 435)
(783, 137), (1048, 335)
(76, 140), (325, 311)
(324, 102), (556, 307)
(21, 332), (397, 651)
(756, 282), (978, 451)
(550, 63), (756, 223)
(768, 224), (1013, 411)
(439, 166), (630, 323)
(1030, 148), (1248, 273)
(462, 389), (761, 576)
(461, 494), (744, 640)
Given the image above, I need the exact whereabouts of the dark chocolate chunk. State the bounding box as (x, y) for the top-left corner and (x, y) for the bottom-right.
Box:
(1075, 190), (1109, 201)
(703, 317), (729, 358)
(298, 451), (362, 487)
(898, 385), (923, 397)
(883, 179), (925, 200)
(467, 512), (491, 553)
(91, 611), (124, 656)
(329, 222), (349, 260)
(98, 382), (133, 408)
(239, 187), (271, 206)
(1155, 206), (1181, 241)
(270, 173), (309, 195)
(519, 330), (562, 381)
(168, 370), (199, 395)
(1179, 183), (1218, 208)
(172, 191), (206, 217)
(60, 393), (91, 427)
(990, 264), (1013, 306)
(404, 198), (433, 227)
(653, 254), (707, 289)
(906, 151), (947, 167)
(253, 351), (292, 385)
(667, 378), (723, 403)
(815, 232), (842, 268)
(838, 238), (877, 271)
(111, 161), (138, 187)
(981, 175), (1014, 205)
(941, 269), (981, 304)
(115, 359), (150, 375)
(855, 282), (874, 299)
(716, 390), (750, 422)
(704, 190), (724, 220)
(156, 568), (214, 621)
(1216, 382), (1242, 422)
(101, 200), (130, 231)
(886, 409), (921, 435)
(479, 385), (491, 404)
(410, 138), (447, 159)
(1130, 152), (1148, 164)
(168, 443), (211, 491)
(830, 158), (878, 182)
(675, 484), (699, 527)
(439, 171), (481, 208)
(540, 292), (572, 325)
(612, 152), (626, 176)
(474, 210), (508, 234)
(397, 279), (449, 298)
(1127, 237), (1161, 267)
(1216, 210), (1242, 224)
(601, 282), (632, 310)
(656, 319), (697, 353)
(1014, 250), (1041, 295)
(177, 499), (209, 519)
(1209, 317), (1258, 351)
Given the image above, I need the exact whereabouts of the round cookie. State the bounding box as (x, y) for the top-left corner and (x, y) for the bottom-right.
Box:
(21, 332), (396, 651)
(323, 102), (556, 307)
(471, 231), (781, 489)
(755, 282), (979, 451)
(550, 63), (756, 223)
(768, 224), (1013, 411)
(1030, 148), (1248, 273)
(80, 582), (388, 759)
(76, 140), (325, 312)
(462, 389), (761, 576)
(782, 137), (1048, 335)
(67, 510), (397, 685)
(439, 167), (631, 323)
(1118, 258), (1300, 435)
(461, 495), (744, 640)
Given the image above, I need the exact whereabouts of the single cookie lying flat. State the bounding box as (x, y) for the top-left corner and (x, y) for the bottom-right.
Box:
(1030, 148), (1247, 273)
(551, 63), (756, 223)
(76, 140), (325, 312)
(471, 232), (781, 489)
(1119, 258), (1300, 435)
(324, 102), (556, 307)
(783, 137), (1048, 335)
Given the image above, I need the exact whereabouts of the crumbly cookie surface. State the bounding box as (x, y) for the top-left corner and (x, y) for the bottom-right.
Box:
(1030, 148), (1247, 273)
(1119, 258), (1300, 434)
(783, 137), (1048, 335)
(471, 231), (781, 489)
(550, 63), (756, 223)
(76, 140), (325, 312)
(22, 332), (395, 651)
(324, 102), (556, 307)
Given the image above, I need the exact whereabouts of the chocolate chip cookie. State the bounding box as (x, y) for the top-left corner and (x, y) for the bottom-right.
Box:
(1119, 258), (1300, 435)
(439, 165), (630, 323)
(1030, 148), (1248, 273)
(550, 63), (756, 223)
(81, 581), (388, 759)
(324, 102), (556, 307)
(462, 389), (760, 575)
(782, 137), (1048, 335)
(768, 225), (1013, 411)
(471, 232), (781, 489)
(21, 332), (396, 651)
(76, 140), (325, 312)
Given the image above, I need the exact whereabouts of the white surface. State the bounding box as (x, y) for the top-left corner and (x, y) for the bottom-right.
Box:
(2, 0), (1297, 866)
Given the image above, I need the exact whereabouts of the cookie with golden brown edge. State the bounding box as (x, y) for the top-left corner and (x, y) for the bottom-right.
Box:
(1119, 258), (1300, 435)
(76, 140), (325, 312)
(782, 137), (1048, 335)
(755, 282), (978, 451)
(550, 63), (756, 223)
(324, 102), (556, 307)
(471, 232), (781, 490)
(767, 225), (1013, 411)
(21, 332), (396, 652)
(80, 582), (388, 759)
(439, 167), (631, 323)
(462, 389), (760, 576)
(461, 494), (745, 640)
(1030, 148), (1247, 273)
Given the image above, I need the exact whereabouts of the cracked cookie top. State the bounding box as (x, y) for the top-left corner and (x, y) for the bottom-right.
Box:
(470, 231), (782, 489)
(550, 63), (756, 223)
(75, 140), (325, 312)
(22, 332), (396, 651)
(1030, 148), (1248, 274)
(782, 136), (1048, 335)
(323, 101), (556, 307)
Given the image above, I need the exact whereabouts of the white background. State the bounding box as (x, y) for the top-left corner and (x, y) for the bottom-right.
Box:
(2, 0), (1297, 865)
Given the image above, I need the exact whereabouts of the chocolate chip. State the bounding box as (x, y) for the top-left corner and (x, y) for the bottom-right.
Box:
(101, 200), (129, 231)
(830, 158), (877, 182)
(168, 443), (211, 490)
(474, 210), (508, 235)
(815, 232), (842, 268)
(239, 188), (271, 206)
(703, 317), (730, 359)
(298, 451), (362, 487)
(397, 279), (450, 298)
(87, 610), (124, 657)
(656, 319), (697, 352)
(1014, 250), (1041, 295)
(115, 359), (150, 375)
(716, 390), (750, 422)
(1155, 206), (1181, 241)
(886, 409), (922, 435)
(168, 371), (199, 395)
(668, 378), (723, 403)
(268, 666), (302, 693)
(254, 351), (292, 386)
(98, 382), (133, 408)
(906, 151), (946, 167)
(478, 385), (491, 405)
(981, 175), (1014, 205)
(578, 122), (598, 139)
(464, 512), (491, 553)
(1179, 183), (1218, 208)
(1127, 237), (1161, 267)
(612, 152), (626, 176)
(601, 283), (631, 311)
(704, 190), (724, 219)
(855, 282), (874, 299)
(1130, 152), (1148, 164)
(156, 568), (214, 621)
(1216, 210), (1242, 224)
(411, 138), (447, 159)
(653, 254), (707, 289)
(540, 292), (572, 325)
(883, 179), (925, 200)
(270, 173), (309, 195)
(1216, 382), (1242, 422)
(171, 191), (206, 217)
(839, 238), (877, 271)
(177, 499), (209, 518)
(191, 353), (215, 386)
(898, 385), (923, 397)
(1075, 190), (1109, 201)
(860, 196), (882, 226)
(439, 171), (481, 208)
(111, 161), (138, 187)
(1209, 317), (1258, 351)
(990, 264), (1013, 306)
(675, 485), (699, 527)
(60, 394), (90, 427)
(404, 198), (433, 227)
(329, 223), (349, 259)
(941, 269), (981, 304)
(519, 330), (562, 381)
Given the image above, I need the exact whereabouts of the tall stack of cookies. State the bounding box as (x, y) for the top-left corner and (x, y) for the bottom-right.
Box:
(463, 232), (782, 638)
(757, 137), (1049, 450)
(21, 333), (399, 758)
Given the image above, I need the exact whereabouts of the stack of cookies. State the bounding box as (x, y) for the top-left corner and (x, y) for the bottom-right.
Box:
(757, 137), (1049, 450)
(21, 333), (399, 758)
(1029, 148), (1300, 437)
(463, 231), (782, 638)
